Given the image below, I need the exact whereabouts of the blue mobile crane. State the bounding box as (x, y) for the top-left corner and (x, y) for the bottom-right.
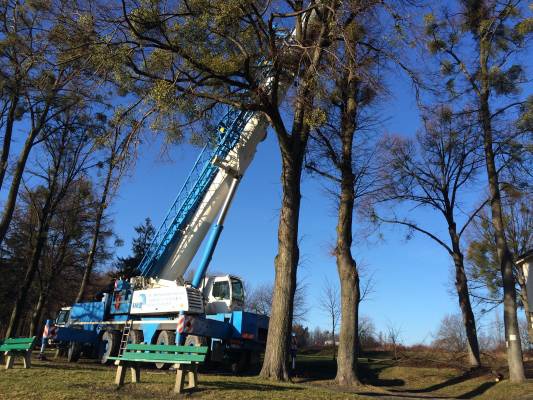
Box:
(53, 89), (280, 370)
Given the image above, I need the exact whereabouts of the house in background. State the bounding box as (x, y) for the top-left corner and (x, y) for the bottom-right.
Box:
(517, 249), (533, 342)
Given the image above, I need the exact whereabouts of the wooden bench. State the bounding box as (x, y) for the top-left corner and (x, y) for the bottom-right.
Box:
(109, 343), (208, 393)
(0, 337), (36, 369)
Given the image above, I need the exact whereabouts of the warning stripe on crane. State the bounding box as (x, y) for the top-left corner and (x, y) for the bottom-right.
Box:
(177, 315), (185, 333)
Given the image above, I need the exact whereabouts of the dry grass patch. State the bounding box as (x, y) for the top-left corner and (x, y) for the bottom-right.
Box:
(2, 350), (533, 400)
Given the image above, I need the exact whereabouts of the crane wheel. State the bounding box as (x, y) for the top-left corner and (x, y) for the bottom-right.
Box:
(128, 329), (144, 345)
(184, 335), (207, 347)
(99, 330), (120, 364)
(185, 335), (210, 371)
(155, 330), (176, 369)
(67, 342), (82, 363)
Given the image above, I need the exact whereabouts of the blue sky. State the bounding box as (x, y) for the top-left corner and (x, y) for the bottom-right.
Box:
(107, 69), (470, 345)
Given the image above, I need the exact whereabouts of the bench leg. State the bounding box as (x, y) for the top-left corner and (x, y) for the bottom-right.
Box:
(187, 365), (198, 389)
(174, 368), (185, 394)
(5, 355), (14, 370)
(23, 352), (31, 369)
(115, 364), (127, 386)
(130, 365), (141, 383)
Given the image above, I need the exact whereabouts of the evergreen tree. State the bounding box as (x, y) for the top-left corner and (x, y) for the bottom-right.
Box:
(113, 218), (155, 279)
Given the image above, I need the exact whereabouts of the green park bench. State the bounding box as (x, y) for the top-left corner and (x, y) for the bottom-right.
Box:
(108, 343), (208, 393)
(0, 336), (37, 369)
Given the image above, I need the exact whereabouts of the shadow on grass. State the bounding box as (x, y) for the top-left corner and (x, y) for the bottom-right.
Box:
(397, 370), (474, 393)
(386, 369), (497, 399)
(356, 392), (452, 399)
(201, 380), (303, 392)
(294, 355), (404, 387)
(456, 381), (497, 399)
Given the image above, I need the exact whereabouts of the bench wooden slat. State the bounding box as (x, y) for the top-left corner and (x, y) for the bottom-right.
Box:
(109, 357), (193, 364)
(125, 344), (208, 354)
(0, 344), (35, 351)
(2, 337), (36, 345)
(121, 352), (205, 363)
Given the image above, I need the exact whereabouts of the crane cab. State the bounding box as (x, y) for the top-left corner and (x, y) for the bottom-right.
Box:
(201, 275), (245, 314)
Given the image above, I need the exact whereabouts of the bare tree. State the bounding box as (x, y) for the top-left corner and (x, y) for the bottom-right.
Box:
(375, 105), (484, 368)
(386, 322), (402, 361)
(75, 118), (136, 302)
(245, 281), (309, 323)
(5, 109), (96, 338)
(29, 177), (110, 336)
(319, 277), (340, 361)
(358, 316), (378, 350)
(433, 314), (468, 353)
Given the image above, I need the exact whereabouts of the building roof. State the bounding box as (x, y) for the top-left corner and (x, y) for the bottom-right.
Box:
(516, 249), (533, 265)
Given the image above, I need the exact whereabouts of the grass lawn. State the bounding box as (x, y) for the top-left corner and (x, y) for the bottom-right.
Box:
(1, 351), (533, 399)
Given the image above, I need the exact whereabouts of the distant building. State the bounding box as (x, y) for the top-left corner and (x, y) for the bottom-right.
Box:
(324, 340), (340, 346)
(517, 249), (533, 342)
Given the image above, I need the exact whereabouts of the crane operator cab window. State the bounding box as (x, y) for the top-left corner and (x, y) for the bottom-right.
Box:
(231, 278), (244, 303)
(55, 308), (70, 326)
(212, 281), (230, 300)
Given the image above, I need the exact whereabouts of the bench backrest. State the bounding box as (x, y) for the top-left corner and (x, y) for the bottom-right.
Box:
(122, 344), (208, 363)
(0, 336), (36, 351)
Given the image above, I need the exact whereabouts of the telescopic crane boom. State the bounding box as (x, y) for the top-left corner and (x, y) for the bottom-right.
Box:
(138, 96), (271, 283)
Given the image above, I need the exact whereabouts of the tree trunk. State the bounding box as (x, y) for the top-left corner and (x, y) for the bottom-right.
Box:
(335, 102), (361, 384)
(5, 217), (52, 338)
(0, 127), (41, 247)
(479, 87), (525, 381)
(4, 149), (60, 338)
(260, 156), (302, 381)
(29, 284), (49, 337)
(515, 265), (530, 325)
(31, 229), (71, 336)
(449, 238), (481, 368)
(519, 279), (532, 346)
(336, 251), (360, 384)
(75, 158), (113, 303)
(334, 33), (361, 385)
(446, 218), (481, 368)
(0, 93), (19, 191)
(260, 9), (333, 380)
(332, 318), (336, 361)
(0, 94), (54, 247)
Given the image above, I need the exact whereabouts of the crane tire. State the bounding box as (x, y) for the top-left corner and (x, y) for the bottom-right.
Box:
(99, 330), (120, 364)
(184, 335), (210, 371)
(67, 341), (82, 363)
(155, 330), (176, 369)
(184, 335), (207, 347)
(128, 329), (144, 345)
